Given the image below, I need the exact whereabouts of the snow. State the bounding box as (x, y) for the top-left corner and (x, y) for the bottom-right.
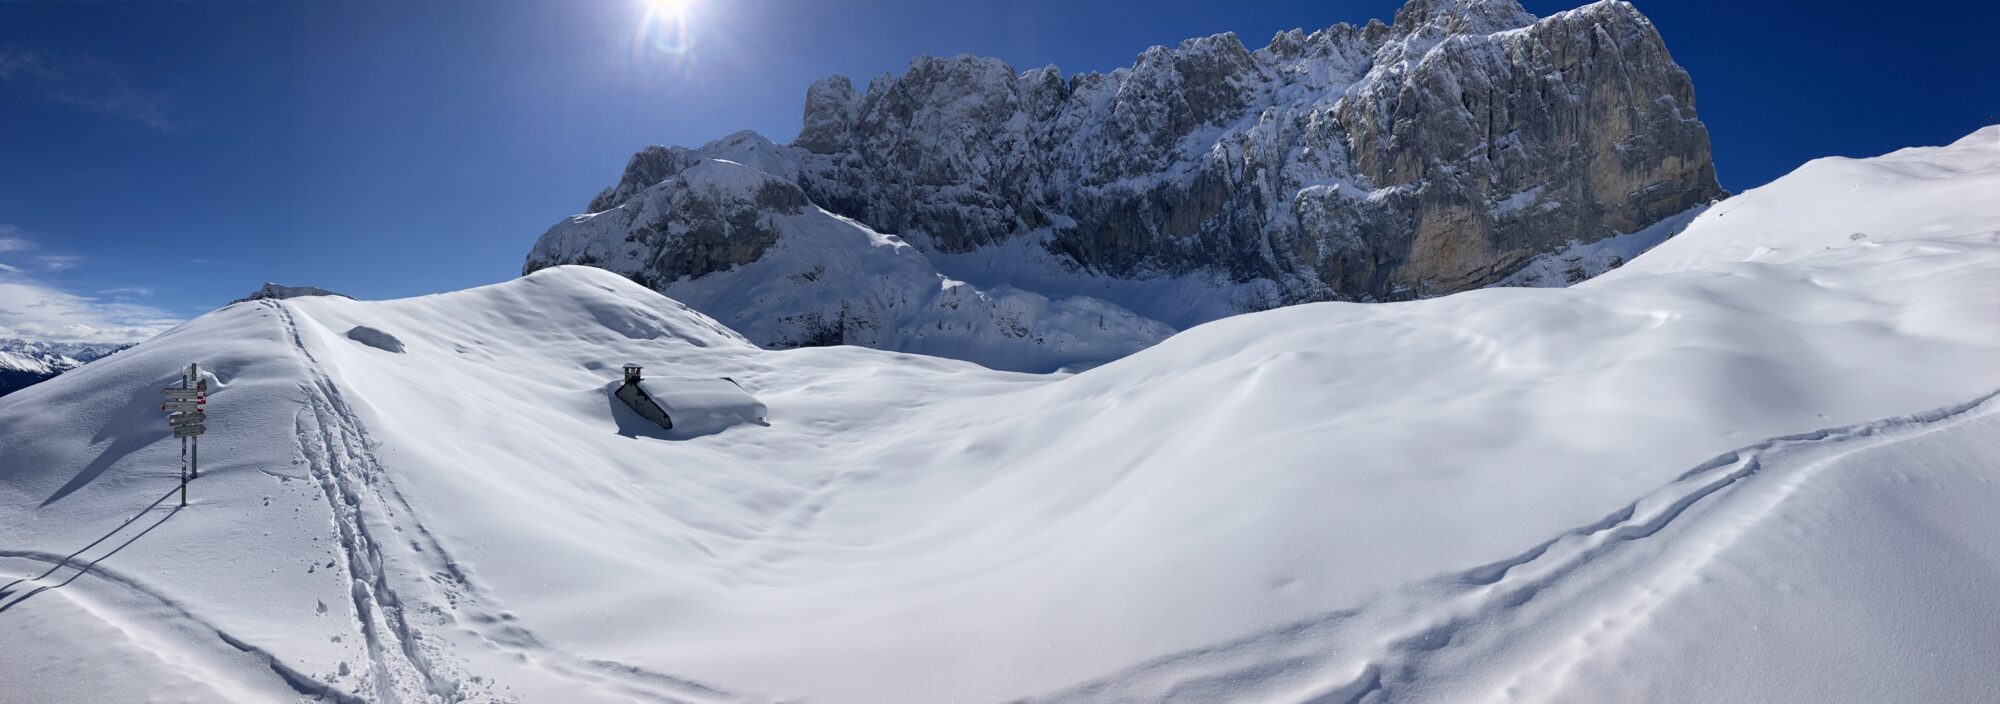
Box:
(0, 339), (127, 396)
(0, 348), (69, 376)
(1600, 126), (2000, 279)
(530, 158), (1176, 373)
(1489, 184), (1547, 215)
(630, 376), (766, 436)
(3, 127), (1999, 703)
(1497, 201), (1710, 287)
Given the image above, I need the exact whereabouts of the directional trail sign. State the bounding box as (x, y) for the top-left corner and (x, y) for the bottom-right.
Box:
(162, 375), (208, 438)
(164, 362), (209, 507)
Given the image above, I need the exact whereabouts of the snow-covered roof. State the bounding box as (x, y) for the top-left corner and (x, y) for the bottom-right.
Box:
(634, 376), (766, 434)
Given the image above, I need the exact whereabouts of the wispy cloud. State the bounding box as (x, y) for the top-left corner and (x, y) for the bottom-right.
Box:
(0, 279), (181, 343)
(0, 233), (32, 254)
(0, 227), (179, 343)
(0, 46), (173, 132)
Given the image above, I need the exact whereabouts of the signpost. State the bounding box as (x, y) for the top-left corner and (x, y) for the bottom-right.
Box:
(161, 363), (206, 507)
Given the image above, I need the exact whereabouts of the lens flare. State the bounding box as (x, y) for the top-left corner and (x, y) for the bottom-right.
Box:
(648, 0), (692, 21)
(637, 0), (698, 56)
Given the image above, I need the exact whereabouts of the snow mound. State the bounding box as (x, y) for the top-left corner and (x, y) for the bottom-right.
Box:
(4, 128), (1999, 703)
(343, 325), (404, 353)
(630, 376), (767, 438)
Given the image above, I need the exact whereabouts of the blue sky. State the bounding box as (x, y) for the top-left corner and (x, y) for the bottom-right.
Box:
(2, 0), (1994, 342)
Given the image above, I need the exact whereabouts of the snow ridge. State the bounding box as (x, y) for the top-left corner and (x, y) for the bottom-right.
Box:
(1031, 388), (2000, 702)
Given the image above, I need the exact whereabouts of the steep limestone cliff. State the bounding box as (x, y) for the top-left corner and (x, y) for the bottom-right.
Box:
(529, 0), (1723, 364)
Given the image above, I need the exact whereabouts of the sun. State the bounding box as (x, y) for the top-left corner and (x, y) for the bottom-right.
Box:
(645, 0), (695, 21)
(632, 0), (705, 57)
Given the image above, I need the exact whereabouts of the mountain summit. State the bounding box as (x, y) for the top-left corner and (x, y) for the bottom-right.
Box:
(529, 0), (1723, 368)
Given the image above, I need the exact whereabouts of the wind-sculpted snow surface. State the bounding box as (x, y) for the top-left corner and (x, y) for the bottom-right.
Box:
(6, 128), (2000, 702)
(532, 0), (1723, 367)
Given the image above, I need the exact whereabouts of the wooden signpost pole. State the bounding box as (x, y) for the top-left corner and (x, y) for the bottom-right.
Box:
(162, 362), (207, 507)
(189, 363), (200, 480)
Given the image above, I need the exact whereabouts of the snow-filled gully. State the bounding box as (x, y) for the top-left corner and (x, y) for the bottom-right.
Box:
(1029, 389), (2000, 703)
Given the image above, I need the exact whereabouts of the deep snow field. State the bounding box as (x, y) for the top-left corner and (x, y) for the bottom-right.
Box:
(3, 128), (1998, 704)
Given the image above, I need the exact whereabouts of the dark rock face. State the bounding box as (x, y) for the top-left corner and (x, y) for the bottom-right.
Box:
(774, 0), (1720, 302)
(532, 161), (807, 288)
(541, 0), (1724, 342)
(525, 158), (1176, 372)
(233, 283), (349, 304)
(639, 180), (803, 287)
(587, 146), (691, 214)
(1331, 0), (1721, 292)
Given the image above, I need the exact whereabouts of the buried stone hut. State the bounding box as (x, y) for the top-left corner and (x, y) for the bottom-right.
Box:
(614, 364), (767, 435)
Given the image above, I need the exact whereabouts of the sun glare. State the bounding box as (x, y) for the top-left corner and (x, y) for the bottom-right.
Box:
(647, 0), (694, 21)
(635, 0), (700, 56)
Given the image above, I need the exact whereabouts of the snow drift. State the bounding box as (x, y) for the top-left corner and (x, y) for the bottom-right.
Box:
(3, 127), (1999, 703)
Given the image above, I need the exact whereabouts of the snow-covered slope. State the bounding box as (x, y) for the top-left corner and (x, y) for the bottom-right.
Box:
(5, 128), (1999, 703)
(529, 157), (1172, 372)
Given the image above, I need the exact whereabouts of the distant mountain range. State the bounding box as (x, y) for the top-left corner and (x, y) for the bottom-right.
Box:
(528, 0), (1723, 371)
(0, 339), (127, 397)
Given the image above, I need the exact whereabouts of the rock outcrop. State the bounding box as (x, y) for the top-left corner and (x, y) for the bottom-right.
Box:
(234, 283), (351, 304)
(529, 0), (1723, 363)
(528, 159), (1172, 372)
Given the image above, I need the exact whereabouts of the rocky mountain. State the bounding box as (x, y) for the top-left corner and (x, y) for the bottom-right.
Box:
(528, 158), (1172, 372)
(0, 339), (127, 397)
(233, 282), (350, 304)
(528, 0), (1723, 368)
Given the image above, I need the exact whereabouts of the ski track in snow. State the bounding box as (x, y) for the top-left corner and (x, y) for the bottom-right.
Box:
(8, 302), (1992, 703)
(4, 314), (1992, 703)
(1023, 389), (2000, 704)
(273, 300), (752, 704)
(0, 535), (365, 703)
